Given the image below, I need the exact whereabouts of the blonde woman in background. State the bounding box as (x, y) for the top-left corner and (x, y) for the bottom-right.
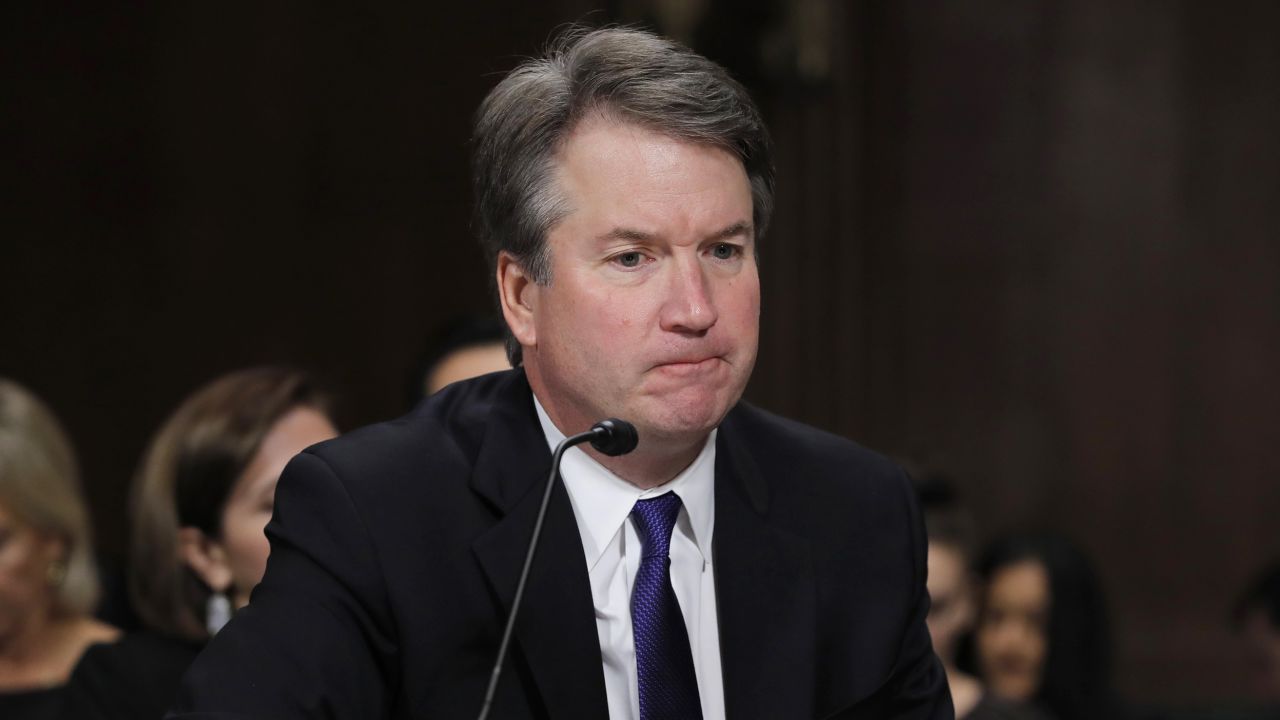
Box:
(62, 367), (338, 720)
(0, 379), (118, 719)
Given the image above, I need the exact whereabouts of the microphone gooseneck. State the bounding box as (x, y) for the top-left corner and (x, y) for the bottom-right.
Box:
(476, 418), (638, 720)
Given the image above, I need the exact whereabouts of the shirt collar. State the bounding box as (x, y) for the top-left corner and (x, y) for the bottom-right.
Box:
(532, 394), (716, 570)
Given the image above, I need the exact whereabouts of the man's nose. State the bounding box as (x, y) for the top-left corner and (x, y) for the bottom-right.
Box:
(660, 256), (717, 334)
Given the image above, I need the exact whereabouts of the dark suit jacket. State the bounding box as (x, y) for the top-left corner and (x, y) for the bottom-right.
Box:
(168, 369), (951, 719)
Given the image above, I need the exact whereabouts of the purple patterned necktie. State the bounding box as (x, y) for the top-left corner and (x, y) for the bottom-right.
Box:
(630, 492), (703, 720)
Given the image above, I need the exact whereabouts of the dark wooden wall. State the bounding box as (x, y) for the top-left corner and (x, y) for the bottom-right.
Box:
(4, 0), (1277, 707)
(750, 0), (1280, 705)
(4, 1), (568, 550)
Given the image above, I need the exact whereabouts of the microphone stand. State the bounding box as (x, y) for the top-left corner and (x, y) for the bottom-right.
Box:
(476, 419), (636, 720)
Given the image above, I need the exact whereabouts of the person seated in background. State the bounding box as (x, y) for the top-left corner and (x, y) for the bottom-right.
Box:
(0, 379), (118, 720)
(1233, 560), (1280, 703)
(405, 314), (511, 408)
(969, 533), (1127, 720)
(916, 474), (1048, 720)
(61, 368), (338, 720)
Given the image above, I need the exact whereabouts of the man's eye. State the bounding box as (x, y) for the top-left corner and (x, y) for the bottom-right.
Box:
(615, 252), (643, 268)
(711, 243), (739, 260)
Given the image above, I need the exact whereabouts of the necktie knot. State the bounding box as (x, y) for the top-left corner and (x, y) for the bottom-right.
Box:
(631, 492), (683, 559)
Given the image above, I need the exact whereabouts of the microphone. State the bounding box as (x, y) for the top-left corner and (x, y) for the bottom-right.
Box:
(589, 417), (639, 456)
(476, 418), (638, 720)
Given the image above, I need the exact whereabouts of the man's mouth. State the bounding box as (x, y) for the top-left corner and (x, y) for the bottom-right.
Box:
(653, 356), (723, 376)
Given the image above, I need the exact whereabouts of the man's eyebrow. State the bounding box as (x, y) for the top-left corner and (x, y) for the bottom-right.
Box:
(594, 221), (752, 244)
(596, 227), (654, 243)
(706, 221), (753, 242)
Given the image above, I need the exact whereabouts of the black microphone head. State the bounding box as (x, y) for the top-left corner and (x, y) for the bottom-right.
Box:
(589, 418), (639, 456)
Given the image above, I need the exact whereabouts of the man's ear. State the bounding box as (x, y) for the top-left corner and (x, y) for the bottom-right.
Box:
(177, 526), (233, 593)
(497, 251), (538, 350)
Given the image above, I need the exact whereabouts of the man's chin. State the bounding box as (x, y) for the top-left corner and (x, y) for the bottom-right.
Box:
(627, 379), (745, 443)
(634, 404), (728, 447)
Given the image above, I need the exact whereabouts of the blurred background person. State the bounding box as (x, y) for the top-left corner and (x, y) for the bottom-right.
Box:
(1233, 560), (1280, 704)
(61, 367), (338, 720)
(971, 533), (1127, 720)
(404, 314), (510, 409)
(0, 379), (117, 719)
(917, 473), (1047, 720)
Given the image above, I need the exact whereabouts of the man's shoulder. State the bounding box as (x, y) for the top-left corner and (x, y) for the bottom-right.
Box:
(299, 369), (525, 486)
(722, 401), (903, 484)
(719, 403), (928, 634)
(718, 401), (917, 536)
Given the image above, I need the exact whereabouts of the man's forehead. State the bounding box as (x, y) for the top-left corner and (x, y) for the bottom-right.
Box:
(556, 113), (741, 174)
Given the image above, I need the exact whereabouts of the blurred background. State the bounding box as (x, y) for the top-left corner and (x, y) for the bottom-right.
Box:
(3, 0), (1277, 710)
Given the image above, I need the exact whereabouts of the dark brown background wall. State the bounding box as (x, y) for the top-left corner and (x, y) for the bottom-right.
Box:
(4, 0), (1277, 707)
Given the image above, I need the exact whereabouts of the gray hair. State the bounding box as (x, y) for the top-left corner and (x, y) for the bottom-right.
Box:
(0, 378), (101, 617)
(471, 25), (775, 365)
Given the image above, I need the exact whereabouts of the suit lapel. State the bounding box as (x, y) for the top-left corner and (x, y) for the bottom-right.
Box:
(713, 414), (818, 719)
(470, 372), (609, 718)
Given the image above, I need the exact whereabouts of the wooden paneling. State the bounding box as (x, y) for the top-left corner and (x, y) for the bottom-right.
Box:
(749, 0), (1280, 704)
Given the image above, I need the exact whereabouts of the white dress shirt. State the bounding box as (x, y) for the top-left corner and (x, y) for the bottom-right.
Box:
(533, 397), (725, 720)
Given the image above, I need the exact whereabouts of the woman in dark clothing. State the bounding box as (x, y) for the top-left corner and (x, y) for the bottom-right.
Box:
(0, 379), (118, 720)
(62, 368), (337, 720)
(971, 533), (1127, 720)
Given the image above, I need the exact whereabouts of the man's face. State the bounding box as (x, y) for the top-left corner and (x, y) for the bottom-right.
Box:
(512, 116), (759, 449)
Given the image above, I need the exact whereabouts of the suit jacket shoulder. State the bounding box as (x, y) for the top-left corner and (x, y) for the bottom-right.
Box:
(722, 401), (904, 481)
(302, 369), (512, 496)
(719, 401), (918, 549)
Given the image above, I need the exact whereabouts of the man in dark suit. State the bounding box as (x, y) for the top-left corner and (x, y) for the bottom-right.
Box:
(169, 25), (952, 720)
